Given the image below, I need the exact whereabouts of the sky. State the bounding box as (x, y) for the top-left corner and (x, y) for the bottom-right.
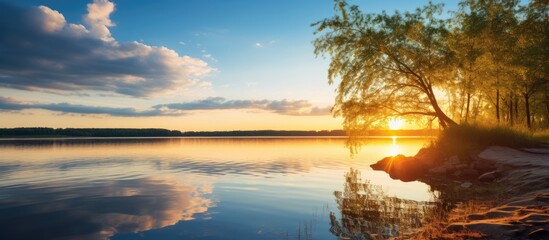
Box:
(0, 0), (459, 131)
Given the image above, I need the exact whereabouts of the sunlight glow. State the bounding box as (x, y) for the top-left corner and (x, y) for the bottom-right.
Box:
(389, 136), (402, 156)
(388, 118), (404, 130)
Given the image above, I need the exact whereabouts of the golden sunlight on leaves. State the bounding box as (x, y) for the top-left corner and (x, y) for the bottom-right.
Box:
(388, 118), (405, 130)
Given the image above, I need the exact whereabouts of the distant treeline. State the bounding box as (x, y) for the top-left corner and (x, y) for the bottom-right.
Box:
(0, 128), (182, 137)
(180, 130), (346, 136)
(0, 128), (437, 138)
(180, 129), (436, 136)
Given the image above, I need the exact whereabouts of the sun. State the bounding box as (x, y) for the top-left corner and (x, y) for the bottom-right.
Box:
(388, 118), (404, 130)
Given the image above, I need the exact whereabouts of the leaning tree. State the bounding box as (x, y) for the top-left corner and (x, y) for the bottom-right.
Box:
(313, 0), (458, 136)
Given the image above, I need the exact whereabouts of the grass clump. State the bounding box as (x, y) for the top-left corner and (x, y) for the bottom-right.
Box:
(434, 124), (539, 157)
(533, 128), (549, 143)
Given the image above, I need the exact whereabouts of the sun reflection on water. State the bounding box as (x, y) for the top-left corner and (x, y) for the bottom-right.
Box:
(389, 136), (402, 156)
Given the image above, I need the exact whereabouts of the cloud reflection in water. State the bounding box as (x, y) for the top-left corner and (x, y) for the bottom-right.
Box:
(0, 177), (212, 240)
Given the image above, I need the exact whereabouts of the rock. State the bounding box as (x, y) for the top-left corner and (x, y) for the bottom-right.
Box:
(452, 168), (475, 179)
(461, 182), (472, 188)
(467, 214), (485, 220)
(507, 199), (544, 207)
(479, 146), (549, 168)
(414, 147), (443, 166)
(471, 159), (497, 172)
(447, 155), (460, 165)
(496, 206), (521, 212)
(370, 154), (428, 182)
(521, 147), (549, 154)
(478, 171), (498, 182)
(529, 229), (549, 240)
(519, 213), (549, 222)
(449, 223), (517, 238)
(461, 168), (479, 179)
(446, 163), (466, 172)
(496, 164), (513, 173)
(484, 210), (513, 219)
(446, 223), (465, 232)
(441, 157), (466, 173)
(461, 222), (516, 237)
(534, 193), (549, 202)
(428, 166), (447, 175)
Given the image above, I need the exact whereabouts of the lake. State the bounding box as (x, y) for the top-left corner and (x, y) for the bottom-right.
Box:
(0, 137), (433, 240)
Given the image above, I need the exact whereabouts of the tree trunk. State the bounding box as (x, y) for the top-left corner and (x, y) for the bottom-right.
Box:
(514, 97), (519, 124)
(432, 98), (457, 129)
(545, 88), (549, 127)
(458, 92), (465, 123)
(435, 107), (456, 129)
(426, 86), (457, 129)
(509, 95), (513, 126)
(524, 93), (531, 129)
(496, 88), (500, 123)
(465, 93), (471, 123)
(473, 95), (483, 121)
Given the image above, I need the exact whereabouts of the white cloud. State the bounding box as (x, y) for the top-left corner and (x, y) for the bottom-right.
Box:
(0, 1), (213, 97)
(155, 97), (332, 116)
(67, 23), (89, 36)
(178, 41), (186, 45)
(202, 54), (217, 62)
(254, 42), (263, 48)
(33, 6), (67, 32)
(196, 81), (212, 88)
(84, 0), (115, 41)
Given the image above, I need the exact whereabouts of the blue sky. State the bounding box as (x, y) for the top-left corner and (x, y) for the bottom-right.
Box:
(0, 0), (459, 130)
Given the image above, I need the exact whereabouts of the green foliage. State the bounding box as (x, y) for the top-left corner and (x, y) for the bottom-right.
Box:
(533, 128), (549, 142)
(434, 0), (548, 129)
(313, 0), (457, 135)
(314, 0), (548, 136)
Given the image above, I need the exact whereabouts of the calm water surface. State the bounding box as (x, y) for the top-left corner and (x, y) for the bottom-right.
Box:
(0, 137), (431, 239)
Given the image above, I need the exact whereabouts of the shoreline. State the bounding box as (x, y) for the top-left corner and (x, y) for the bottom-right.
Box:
(0, 135), (433, 140)
(371, 145), (549, 239)
(0, 127), (438, 138)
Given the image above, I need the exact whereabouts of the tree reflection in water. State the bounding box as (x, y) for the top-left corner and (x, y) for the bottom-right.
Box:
(330, 168), (428, 240)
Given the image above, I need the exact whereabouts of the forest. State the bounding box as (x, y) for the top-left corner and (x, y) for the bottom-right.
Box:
(313, 0), (548, 132)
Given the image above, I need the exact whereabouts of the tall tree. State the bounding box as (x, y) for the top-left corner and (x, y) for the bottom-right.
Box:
(447, 5), (485, 123)
(514, 0), (548, 128)
(459, 0), (520, 124)
(313, 1), (457, 136)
